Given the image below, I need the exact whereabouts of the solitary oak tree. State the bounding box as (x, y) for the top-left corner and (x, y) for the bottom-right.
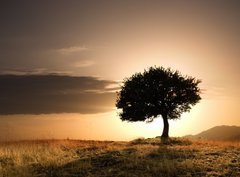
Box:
(116, 66), (201, 138)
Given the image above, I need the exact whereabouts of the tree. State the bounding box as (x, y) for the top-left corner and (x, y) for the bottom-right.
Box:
(116, 66), (201, 139)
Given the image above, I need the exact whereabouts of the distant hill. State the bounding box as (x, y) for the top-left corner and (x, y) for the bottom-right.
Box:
(185, 125), (240, 141)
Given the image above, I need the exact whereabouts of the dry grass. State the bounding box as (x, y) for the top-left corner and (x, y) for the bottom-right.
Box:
(0, 138), (239, 177)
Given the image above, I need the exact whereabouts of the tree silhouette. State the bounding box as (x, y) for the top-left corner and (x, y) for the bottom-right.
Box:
(116, 66), (201, 139)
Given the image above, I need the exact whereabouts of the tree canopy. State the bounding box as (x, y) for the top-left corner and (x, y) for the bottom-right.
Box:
(116, 66), (201, 138)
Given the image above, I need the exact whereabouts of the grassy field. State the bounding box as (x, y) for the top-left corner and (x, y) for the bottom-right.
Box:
(0, 138), (239, 177)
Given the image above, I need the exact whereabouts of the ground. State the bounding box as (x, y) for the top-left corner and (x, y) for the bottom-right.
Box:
(0, 138), (239, 177)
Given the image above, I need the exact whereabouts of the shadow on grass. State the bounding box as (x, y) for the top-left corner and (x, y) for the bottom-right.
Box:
(130, 137), (192, 146)
(0, 138), (204, 177)
(30, 140), (201, 177)
(2, 138), (240, 177)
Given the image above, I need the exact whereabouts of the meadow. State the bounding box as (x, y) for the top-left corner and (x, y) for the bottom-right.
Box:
(0, 138), (239, 177)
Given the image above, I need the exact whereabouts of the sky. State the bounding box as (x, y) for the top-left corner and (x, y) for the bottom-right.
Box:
(0, 0), (240, 141)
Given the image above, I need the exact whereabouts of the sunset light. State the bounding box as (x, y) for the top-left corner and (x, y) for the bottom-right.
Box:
(1, 1), (240, 176)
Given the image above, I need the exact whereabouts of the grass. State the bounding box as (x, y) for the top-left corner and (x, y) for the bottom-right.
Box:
(0, 138), (239, 177)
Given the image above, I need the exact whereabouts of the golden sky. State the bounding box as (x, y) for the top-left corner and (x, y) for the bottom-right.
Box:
(0, 0), (239, 141)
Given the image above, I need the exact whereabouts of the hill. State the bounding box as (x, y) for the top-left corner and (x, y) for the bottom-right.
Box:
(185, 125), (240, 141)
(0, 138), (239, 177)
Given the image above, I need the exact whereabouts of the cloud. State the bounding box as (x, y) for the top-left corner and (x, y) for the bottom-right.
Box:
(57, 46), (89, 55)
(201, 85), (229, 100)
(0, 75), (118, 115)
(73, 60), (95, 68)
(0, 68), (46, 75)
(0, 68), (73, 76)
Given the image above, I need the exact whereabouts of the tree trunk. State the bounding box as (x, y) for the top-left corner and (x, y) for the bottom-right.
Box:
(161, 114), (169, 138)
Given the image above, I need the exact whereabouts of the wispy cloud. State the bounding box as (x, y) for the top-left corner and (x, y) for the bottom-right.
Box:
(0, 68), (73, 75)
(202, 85), (229, 100)
(57, 46), (89, 54)
(104, 82), (121, 92)
(0, 68), (47, 75)
(74, 60), (95, 68)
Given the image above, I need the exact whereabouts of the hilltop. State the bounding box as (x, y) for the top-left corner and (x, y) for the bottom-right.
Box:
(0, 138), (239, 177)
(185, 125), (240, 141)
